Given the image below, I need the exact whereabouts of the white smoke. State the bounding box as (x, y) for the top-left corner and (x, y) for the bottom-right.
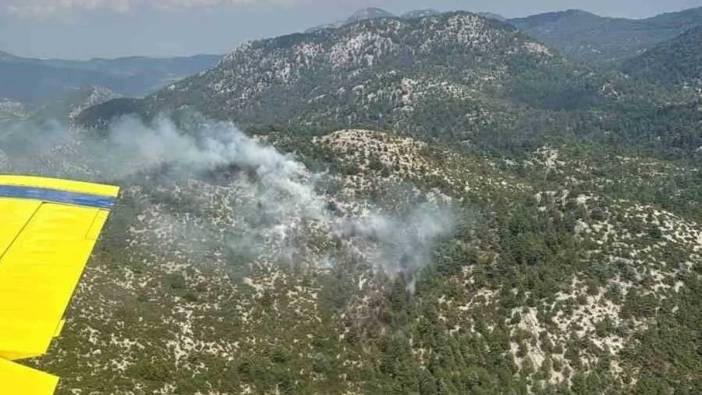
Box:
(0, 114), (456, 285)
(334, 204), (455, 291)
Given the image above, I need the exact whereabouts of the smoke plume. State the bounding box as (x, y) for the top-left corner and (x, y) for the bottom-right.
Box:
(0, 114), (455, 285)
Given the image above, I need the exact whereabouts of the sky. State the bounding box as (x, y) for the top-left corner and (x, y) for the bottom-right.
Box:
(1, 0), (701, 60)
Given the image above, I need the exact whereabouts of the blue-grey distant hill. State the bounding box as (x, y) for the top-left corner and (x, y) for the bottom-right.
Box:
(0, 51), (221, 104)
(508, 8), (702, 65)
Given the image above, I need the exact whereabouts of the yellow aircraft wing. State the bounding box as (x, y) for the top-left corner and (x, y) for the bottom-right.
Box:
(0, 175), (119, 395)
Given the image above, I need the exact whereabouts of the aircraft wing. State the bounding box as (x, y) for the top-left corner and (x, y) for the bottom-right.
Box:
(0, 175), (119, 395)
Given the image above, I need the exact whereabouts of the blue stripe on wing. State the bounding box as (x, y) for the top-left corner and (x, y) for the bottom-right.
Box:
(0, 185), (116, 209)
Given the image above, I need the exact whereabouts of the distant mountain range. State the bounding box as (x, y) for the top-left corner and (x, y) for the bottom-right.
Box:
(5, 5), (702, 114)
(305, 6), (702, 69)
(80, 6), (702, 156)
(306, 7), (506, 33)
(0, 51), (220, 105)
(0, 86), (120, 130)
(509, 7), (702, 65)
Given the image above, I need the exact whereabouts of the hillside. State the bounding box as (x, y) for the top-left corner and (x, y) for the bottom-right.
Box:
(509, 8), (702, 66)
(0, 51), (220, 104)
(1, 114), (700, 393)
(622, 25), (702, 89)
(83, 9), (702, 157)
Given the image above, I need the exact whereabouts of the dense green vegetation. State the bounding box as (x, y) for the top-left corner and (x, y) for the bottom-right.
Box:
(18, 118), (700, 394)
(509, 8), (702, 66)
(622, 25), (702, 88)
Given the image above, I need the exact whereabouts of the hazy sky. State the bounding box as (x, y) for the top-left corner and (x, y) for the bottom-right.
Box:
(1, 0), (702, 59)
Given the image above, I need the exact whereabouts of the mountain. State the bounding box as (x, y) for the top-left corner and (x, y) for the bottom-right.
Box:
(0, 57), (121, 104)
(41, 86), (120, 121)
(0, 52), (220, 104)
(509, 7), (702, 65)
(622, 25), (702, 88)
(478, 12), (507, 22)
(84, 11), (606, 151)
(401, 9), (440, 19)
(346, 7), (395, 24)
(306, 8), (504, 33)
(306, 7), (396, 32)
(307, 8), (494, 33)
(82, 8), (702, 155)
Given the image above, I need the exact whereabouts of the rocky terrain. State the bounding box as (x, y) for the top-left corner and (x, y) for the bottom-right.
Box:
(83, 10), (606, 152)
(0, 114), (698, 393)
(83, 8), (701, 157)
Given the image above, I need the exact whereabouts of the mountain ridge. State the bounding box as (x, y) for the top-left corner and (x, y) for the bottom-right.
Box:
(306, 8), (507, 33)
(0, 51), (221, 104)
(82, 10), (588, 150)
(508, 7), (702, 65)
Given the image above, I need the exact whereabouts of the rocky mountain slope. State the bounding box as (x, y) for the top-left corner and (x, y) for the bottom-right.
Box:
(84, 11), (607, 152)
(82, 9), (702, 157)
(509, 7), (702, 66)
(0, 51), (220, 104)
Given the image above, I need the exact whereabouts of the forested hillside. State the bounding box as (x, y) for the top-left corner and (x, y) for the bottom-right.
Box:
(509, 8), (702, 66)
(82, 12), (612, 152)
(82, 10), (701, 157)
(622, 25), (702, 89)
